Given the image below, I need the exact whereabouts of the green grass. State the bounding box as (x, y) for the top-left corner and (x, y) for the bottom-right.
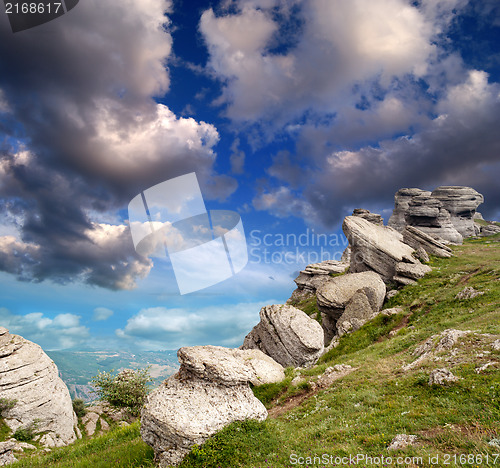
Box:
(10, 236), (500, 467)
(11, 422), (155, 468)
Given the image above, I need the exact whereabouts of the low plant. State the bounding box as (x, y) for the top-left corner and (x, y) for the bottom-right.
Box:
(72, 398), (87, 418)
(0, 397), (17, 412)
(91, 367), (153, 417)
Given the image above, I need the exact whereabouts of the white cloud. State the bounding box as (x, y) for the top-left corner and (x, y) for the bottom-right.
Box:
(115, 301), (274, 350)
(0, 308), (89, 350)
(93, 307), (114, 321)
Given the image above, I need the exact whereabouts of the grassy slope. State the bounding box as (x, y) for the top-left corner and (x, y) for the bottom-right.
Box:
(10, 235), (500, 468)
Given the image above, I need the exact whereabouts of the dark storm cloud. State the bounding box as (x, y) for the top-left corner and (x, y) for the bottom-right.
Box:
(0, 0), (233, 289)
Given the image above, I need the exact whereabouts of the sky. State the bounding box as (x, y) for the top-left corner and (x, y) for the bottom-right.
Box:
(0, 0), (499, 352)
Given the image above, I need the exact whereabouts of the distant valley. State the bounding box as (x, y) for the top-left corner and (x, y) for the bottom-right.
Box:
(47, 350), (179, 401)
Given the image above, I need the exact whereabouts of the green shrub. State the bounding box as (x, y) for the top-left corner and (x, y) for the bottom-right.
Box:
(13, 420), (39, 442)
(0, 397), (17, 412)
(91, 368), (153, 417)
(72, 398), (87, 418)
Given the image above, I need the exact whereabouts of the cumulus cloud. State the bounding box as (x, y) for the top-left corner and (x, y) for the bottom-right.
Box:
(0, 0), (235, 290)
(115, 301), (274, 350)
(0, 308), (89, 350)
(260, 70), (500, 225)
(93, 307), (114, 321)
(200, 0), (442, 125)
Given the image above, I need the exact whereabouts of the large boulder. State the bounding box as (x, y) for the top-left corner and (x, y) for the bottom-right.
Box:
(288, 260), (349, 303)
(431, 186), (484, 238)
(0, 327), (78, 448)
(402, 226), (453, 258)
(405, 193), (463, 244)
(388, 188), (431, 231)
(242, 304), (324, 367)
(316, 271), (386, 340)
(342, 216), (430, 284)
(141, 345), (272, 466)
(388, 186), (484, 243)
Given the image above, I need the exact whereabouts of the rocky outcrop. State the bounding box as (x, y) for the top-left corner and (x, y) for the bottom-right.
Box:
(242, 305), (324, 367)
(402, 226), (453, 258)
(0, 327), (78, 448)
(316, 271), (386, 341)
(388, 188), (430, 231)
(288, 260), (349, 304)
(479, 223), (500, 237)
(388, 186), (484, 244)
(428, 368), (459, 385)
(352, 208), (384, 225)
(342, 216), (431, 285)
(141, 345), (274, 466)
(405, 193), (463, 244)
(431, 186), (484, 238)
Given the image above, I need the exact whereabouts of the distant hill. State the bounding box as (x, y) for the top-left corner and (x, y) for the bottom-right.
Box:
(47, 350), (179, 401)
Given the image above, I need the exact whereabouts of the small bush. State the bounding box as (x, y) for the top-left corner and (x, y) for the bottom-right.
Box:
(72, 398), (87, 418)
(0, 397), (17, 412)
(91, 367), (153, 417)
(14, 421), (39, 442)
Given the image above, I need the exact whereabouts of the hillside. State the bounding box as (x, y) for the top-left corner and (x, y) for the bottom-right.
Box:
(46, 350), (179, 401)
(8, 234), (500, 468)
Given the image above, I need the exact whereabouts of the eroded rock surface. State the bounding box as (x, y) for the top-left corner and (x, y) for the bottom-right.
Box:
(242, 305), (324, 367)
(141, 345), (274, 466)
(0, 327), (78, 448)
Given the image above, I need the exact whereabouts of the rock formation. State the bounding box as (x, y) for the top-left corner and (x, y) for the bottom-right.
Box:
(316, 271), (386, 341)
(342, 216), (431, 285)
(0, 327), (79, 448)
(402, 226), (453, 258)
(352, 208), (384, 225)
(242, 305), (324, 367)
(388, 186), (484, 244)
(288, 260), (349, 303)
(141, 345), (279, 466)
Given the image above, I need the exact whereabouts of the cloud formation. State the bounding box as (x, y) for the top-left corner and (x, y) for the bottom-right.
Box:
(0, 308), (89, 350)
(0, 0), (234, 289)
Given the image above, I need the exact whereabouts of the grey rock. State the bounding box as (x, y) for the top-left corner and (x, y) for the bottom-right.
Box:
(340, 246), (351, 263)
(431, 186), (484, 238)
(316, 364), (355, 388)
(388, 188), (431, 232)
(474, 212), (484, 220)
(492, 339), (500, 351)
(403, 226), (453, 258)
(178, 346), (285, 386)
(480, 224), (500, 237)
(455, 287), (484, 300)
(386, 289), (399, 300)
(288, 260), (349, 304)
(0, 442), (17, 466)
(0, 329), (78, 448)
(141, 374), (267, 467)
(395, 262), (432, 280)
(415, 246), (430, 263)
(352, 208), (384, 225)
(381, 307), (404, 316)
(242, 305), (324, 367)
(82, 412), (99, 437)
(406, 194), (463, 244)
(387, 434), (418, 451)
(342, 216), (428, 284)
(428, 368), (459, 385)
(316, 271), (385, 341)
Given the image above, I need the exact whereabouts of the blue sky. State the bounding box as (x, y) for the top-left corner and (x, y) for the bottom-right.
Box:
(0, 0), (499, 352)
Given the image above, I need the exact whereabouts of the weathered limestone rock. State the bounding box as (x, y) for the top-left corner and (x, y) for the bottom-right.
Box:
(0, 327), (78, 448)
(406, 194), (463, 244)
(177, 346), (285, 386)
(403, 226), (453, 258)
(431, 186), (484, 238)
(0, 442), (17, 466)
(428, 368), (459, 385)
(387, 434), (418, 451)
(288, 260), (349, 304)
(141, 345), (270, 466)
(316, 271), (386, 340)
(388, 188), (431, 231)
(242, 305), (324, 367)
(315, 364), (355, 388)
(342, 216), (429, 284)
(388, 186), (484, 243)
(352, 208), (384, 225)
(480, 224), (500, 237)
